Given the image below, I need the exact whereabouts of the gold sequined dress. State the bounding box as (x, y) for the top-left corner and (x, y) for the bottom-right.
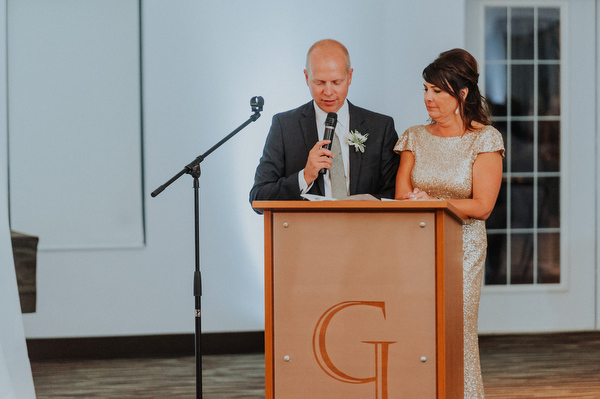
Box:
(394, 124), (505, 399)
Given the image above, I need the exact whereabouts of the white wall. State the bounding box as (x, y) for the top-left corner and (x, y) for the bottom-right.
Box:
(14, 0), (465, 338)
(0, 0), (36, 395)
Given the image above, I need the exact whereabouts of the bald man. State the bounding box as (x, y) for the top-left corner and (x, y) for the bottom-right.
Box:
(250, 39), (399, 206)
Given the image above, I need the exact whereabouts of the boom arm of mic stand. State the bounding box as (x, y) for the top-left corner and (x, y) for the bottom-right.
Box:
(151, 110), (261, 197)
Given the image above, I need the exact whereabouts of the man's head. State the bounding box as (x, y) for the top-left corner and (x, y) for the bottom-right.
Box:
(304, 39), (353, 114)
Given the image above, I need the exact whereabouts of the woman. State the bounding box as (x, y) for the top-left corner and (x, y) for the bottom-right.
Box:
(394, 48), (504, 398)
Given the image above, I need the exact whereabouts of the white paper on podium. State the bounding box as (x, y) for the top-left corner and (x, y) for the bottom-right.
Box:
(301, 193), (380, 201)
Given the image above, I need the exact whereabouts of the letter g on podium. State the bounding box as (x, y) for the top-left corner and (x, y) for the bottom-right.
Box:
(312, 301), (397, 399)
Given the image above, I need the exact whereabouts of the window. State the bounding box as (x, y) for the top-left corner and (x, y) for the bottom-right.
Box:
(483, 6), (561, 285)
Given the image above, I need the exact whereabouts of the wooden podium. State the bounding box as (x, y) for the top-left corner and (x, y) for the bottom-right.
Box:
(253, 200), (467, 399)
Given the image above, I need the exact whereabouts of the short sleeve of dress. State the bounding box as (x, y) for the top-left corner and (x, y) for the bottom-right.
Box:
(393, 126), (417, 154)
(476, 126), (506, 158)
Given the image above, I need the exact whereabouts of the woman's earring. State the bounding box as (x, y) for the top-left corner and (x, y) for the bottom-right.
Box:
(455, 106), (460, 114)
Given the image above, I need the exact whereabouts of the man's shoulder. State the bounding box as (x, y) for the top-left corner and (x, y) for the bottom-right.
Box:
(274, 101), (314, 120)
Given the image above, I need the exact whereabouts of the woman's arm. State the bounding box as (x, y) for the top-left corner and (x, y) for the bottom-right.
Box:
(402, 151), (503, 220)
(449, 151), (503, 220)
(394, 150), (415, 200)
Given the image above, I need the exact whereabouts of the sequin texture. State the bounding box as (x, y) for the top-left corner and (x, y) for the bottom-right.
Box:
(394, 124), (505, 398)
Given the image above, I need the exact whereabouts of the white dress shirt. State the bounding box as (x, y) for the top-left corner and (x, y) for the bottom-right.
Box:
(299, 100), (350, 197)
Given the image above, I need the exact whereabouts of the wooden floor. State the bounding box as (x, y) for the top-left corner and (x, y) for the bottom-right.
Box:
(31, 332), (600, 398)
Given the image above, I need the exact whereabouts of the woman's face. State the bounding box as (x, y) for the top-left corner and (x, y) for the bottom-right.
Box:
(423, 82), (459, 122)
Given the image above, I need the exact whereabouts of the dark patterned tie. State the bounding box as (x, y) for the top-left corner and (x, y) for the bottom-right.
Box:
(330, 133), (347, 199)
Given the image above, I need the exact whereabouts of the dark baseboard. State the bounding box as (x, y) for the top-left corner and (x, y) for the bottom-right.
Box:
(27, 331), (265, 361)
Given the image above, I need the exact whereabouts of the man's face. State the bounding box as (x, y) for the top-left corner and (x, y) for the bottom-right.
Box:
(304, 48), (353, 114)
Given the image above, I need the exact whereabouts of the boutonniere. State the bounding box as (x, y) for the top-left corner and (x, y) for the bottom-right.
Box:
(348, 130), (368, 153)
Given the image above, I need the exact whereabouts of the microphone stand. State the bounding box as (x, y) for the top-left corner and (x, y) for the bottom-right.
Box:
(151, 96), (264, 399)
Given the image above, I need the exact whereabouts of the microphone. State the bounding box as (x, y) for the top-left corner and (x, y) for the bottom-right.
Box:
(320, 112), (338, 174)
(249, 96), (264, 122)
(251, 96), (264, 113)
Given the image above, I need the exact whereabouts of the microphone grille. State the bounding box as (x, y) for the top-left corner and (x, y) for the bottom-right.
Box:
(325, 112), (337, 126)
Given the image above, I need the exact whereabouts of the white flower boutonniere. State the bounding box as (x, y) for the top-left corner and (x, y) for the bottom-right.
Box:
(348, 130), (368, 153)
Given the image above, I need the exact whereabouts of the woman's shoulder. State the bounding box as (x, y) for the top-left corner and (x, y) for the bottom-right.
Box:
(470, 124), (506, 156)
(471, 124), (502, 138)
(395, 124), (428, 153)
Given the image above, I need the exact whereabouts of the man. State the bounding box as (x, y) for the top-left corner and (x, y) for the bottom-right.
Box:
(249, 39), (399, 206)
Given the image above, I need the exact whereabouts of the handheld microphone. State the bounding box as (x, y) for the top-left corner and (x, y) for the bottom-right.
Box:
(320, 112), (338, 174)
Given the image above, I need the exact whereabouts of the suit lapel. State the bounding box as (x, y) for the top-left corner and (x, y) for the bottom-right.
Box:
(300, 102), (325, 196)
(348, 102), (364, 195)
(300, 102), (318, 150)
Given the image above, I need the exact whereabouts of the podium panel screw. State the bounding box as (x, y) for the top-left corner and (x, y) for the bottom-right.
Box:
(420, 356), (427, 362)
(419, 222), (426, 228)
(283, 222), (289, 228)
(284, 356), (291, 362)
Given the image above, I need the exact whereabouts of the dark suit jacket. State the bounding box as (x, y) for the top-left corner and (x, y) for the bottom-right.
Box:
(249, 101), (399, 205)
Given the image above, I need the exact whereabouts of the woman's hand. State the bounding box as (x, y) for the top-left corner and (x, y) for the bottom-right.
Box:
(403, 187), (431, 200)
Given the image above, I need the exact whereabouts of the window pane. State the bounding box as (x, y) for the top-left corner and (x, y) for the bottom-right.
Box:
(485, 7), (508, 61)
(511, 177), (534, 229)
(486, 234), (507, 285)
(486, 64), (507, 116)
(538, 121), (560, 172)
(538, 64), (560, 116)
(511, 8), (534, 60)
(538, 233), (560, 283)
(487, 179), (507, 230)
(511, 233), (534, 284)
(538, 177), (560, 228)
(539, 8), (560, 60)
(511, 121), (534, 172)
(511, 64), (534, 116)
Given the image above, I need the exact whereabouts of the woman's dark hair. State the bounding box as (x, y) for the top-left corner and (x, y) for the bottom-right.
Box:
(422, 48), (491, 129)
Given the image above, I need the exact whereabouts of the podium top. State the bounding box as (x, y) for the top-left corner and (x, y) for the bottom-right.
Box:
(252, 199), (469, 223)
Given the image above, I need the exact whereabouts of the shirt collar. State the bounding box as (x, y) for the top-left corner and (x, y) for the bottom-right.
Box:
(314, 100), (349, 131)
